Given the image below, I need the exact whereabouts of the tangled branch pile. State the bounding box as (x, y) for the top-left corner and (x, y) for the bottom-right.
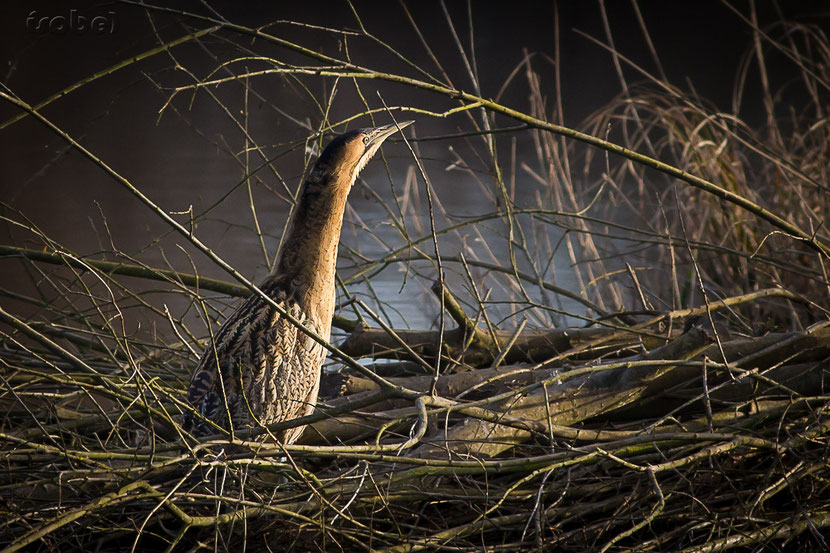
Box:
(1, 280), (829, 552)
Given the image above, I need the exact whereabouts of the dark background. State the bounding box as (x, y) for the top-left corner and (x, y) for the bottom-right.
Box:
(1, 1), (827, 329)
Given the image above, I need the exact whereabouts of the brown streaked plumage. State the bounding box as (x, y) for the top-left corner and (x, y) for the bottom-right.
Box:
(185, 121), (413, 443)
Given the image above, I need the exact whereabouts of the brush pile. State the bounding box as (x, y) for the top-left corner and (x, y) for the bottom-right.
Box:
(1, 265), (828, 552)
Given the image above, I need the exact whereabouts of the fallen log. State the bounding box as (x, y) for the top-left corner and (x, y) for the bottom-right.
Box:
(339, 322), (666, 367)
(338, 287), (812, 367)
(305, 325), (830, 450)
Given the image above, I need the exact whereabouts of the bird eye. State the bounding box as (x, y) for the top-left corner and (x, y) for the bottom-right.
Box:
(362, 135), (370, 145)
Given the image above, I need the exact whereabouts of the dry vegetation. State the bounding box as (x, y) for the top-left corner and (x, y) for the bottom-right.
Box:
(1, 3), (828, 552)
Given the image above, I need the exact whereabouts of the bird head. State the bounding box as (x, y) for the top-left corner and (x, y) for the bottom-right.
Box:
(308, 121), (414, 190)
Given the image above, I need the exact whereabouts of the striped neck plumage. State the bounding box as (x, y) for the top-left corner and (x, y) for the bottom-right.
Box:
(271, 169), (352, 328)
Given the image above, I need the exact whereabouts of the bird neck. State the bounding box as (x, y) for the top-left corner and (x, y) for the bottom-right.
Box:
(272, 175), (351, 334)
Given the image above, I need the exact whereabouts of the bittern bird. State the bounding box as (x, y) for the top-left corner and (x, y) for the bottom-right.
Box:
(185, 121), (413, 443)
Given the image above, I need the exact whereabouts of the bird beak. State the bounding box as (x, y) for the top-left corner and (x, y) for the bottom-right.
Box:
(365, 120), (414, 148)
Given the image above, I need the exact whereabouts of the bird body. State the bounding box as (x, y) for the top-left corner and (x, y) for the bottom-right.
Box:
(185, 121), (412, 443)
